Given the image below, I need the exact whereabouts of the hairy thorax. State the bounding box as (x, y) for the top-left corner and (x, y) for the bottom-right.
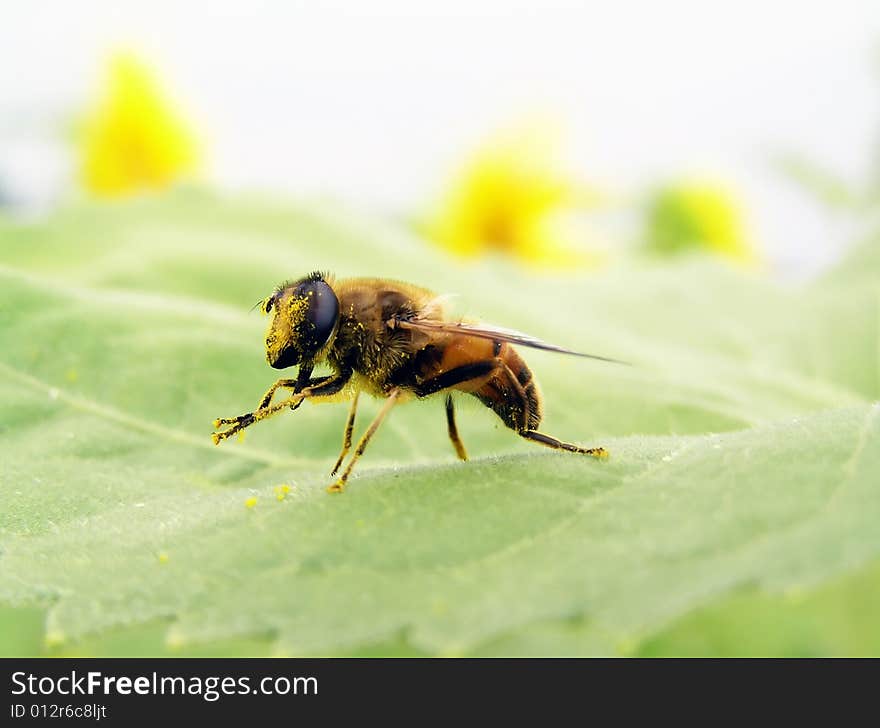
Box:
(329, 278), (445, 396)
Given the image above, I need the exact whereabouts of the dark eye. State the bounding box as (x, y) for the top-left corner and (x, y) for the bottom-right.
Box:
(297, 280), (339, 350)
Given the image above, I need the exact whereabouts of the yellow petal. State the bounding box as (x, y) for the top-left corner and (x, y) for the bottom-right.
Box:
(80, 52), (200, 196)
(427, 118), (604, 269)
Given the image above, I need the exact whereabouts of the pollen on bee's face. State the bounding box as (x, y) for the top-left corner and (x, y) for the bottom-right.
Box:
(287, 295), (309, 323)
(263, 308), (291, 362)
(262, 293), (312, 369)
(264, 321), (298, 369)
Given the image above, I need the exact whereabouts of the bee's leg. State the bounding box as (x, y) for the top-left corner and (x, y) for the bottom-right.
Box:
(519, 430), (608, 459)
(259, 375), (335, 412)
(330, 390), (360, 476)
(417, 361), (498, 461)
(415, 360), (605, 459)
(212, 379), (300, 429)
(212, 370), (352, 444)
(492, 360), (607, 459)
(212, 394), (304, 443)
(445, 394), (468, 461)
(214, 377), (312, 428)
(329, 388), (401, 493)
(258, 378), (298, 409)
(414, 361), (498, 397)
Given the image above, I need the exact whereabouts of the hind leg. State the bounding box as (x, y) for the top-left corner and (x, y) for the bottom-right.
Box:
(415, 357), (606, 460)
(519, 430), (607, 458)
(496, 362), (607, 459)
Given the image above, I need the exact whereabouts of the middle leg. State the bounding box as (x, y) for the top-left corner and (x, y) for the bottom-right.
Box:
(330, 390), (360, 476)
(329, 388), (401, 492)
(445, 394), (468, 461)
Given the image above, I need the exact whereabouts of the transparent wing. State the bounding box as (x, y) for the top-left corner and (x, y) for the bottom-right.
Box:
(392, 317), (629, 365)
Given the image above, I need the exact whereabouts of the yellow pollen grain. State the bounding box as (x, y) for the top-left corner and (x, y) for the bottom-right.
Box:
(44, 630), (67, 649)
(165, 631), (186, 650)
(244, 496), (258, 509)
(157, 551), (169, 564)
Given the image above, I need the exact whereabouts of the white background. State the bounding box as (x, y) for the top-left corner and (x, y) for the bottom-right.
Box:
(1, 0), (878, 275)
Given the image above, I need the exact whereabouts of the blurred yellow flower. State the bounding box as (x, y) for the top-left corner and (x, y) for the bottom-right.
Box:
(80, 53), (200, 196)
(644, 181), (760, 267)
(427, 121), (605, 268)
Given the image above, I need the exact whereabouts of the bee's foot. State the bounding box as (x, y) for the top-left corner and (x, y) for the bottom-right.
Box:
(329, 458), (345, 478)
(212, 412), (255, 444)
(585, 447), (609, 459)
(327, 481), (346, 494)
(212, 428), (240, 444)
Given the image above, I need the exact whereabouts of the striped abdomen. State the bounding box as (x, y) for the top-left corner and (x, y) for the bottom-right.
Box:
(435, 335), (543, 432)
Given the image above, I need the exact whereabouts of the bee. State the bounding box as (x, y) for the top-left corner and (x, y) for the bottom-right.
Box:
(212, 271), (624, 493)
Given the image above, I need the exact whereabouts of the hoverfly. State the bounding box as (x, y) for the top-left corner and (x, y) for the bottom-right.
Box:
(212, 272), (624, 492)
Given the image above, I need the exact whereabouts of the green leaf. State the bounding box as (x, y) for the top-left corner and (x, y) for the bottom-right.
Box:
(0, 191), (878, 655)
(636, 559), (880, 657)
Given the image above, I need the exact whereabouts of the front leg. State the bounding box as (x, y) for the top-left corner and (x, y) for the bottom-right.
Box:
(258, 378), (297, 410)
(212, 368), (352, 444)
(213, 365), (328, 430)
(212, 393), (304, 443)
(213, 378), (303, 429)
(255, 363), (322, 411)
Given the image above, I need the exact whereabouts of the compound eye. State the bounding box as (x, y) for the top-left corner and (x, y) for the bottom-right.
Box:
(299, 280), (339, 350)
(260, 295), (275, 315)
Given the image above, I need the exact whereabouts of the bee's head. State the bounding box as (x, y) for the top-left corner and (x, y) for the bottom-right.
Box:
(260, 272), (340, 369)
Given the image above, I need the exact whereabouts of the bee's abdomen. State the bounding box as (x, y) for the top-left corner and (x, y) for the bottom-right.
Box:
(471, 342), (542, 432)
(405, 334), (543, 432)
